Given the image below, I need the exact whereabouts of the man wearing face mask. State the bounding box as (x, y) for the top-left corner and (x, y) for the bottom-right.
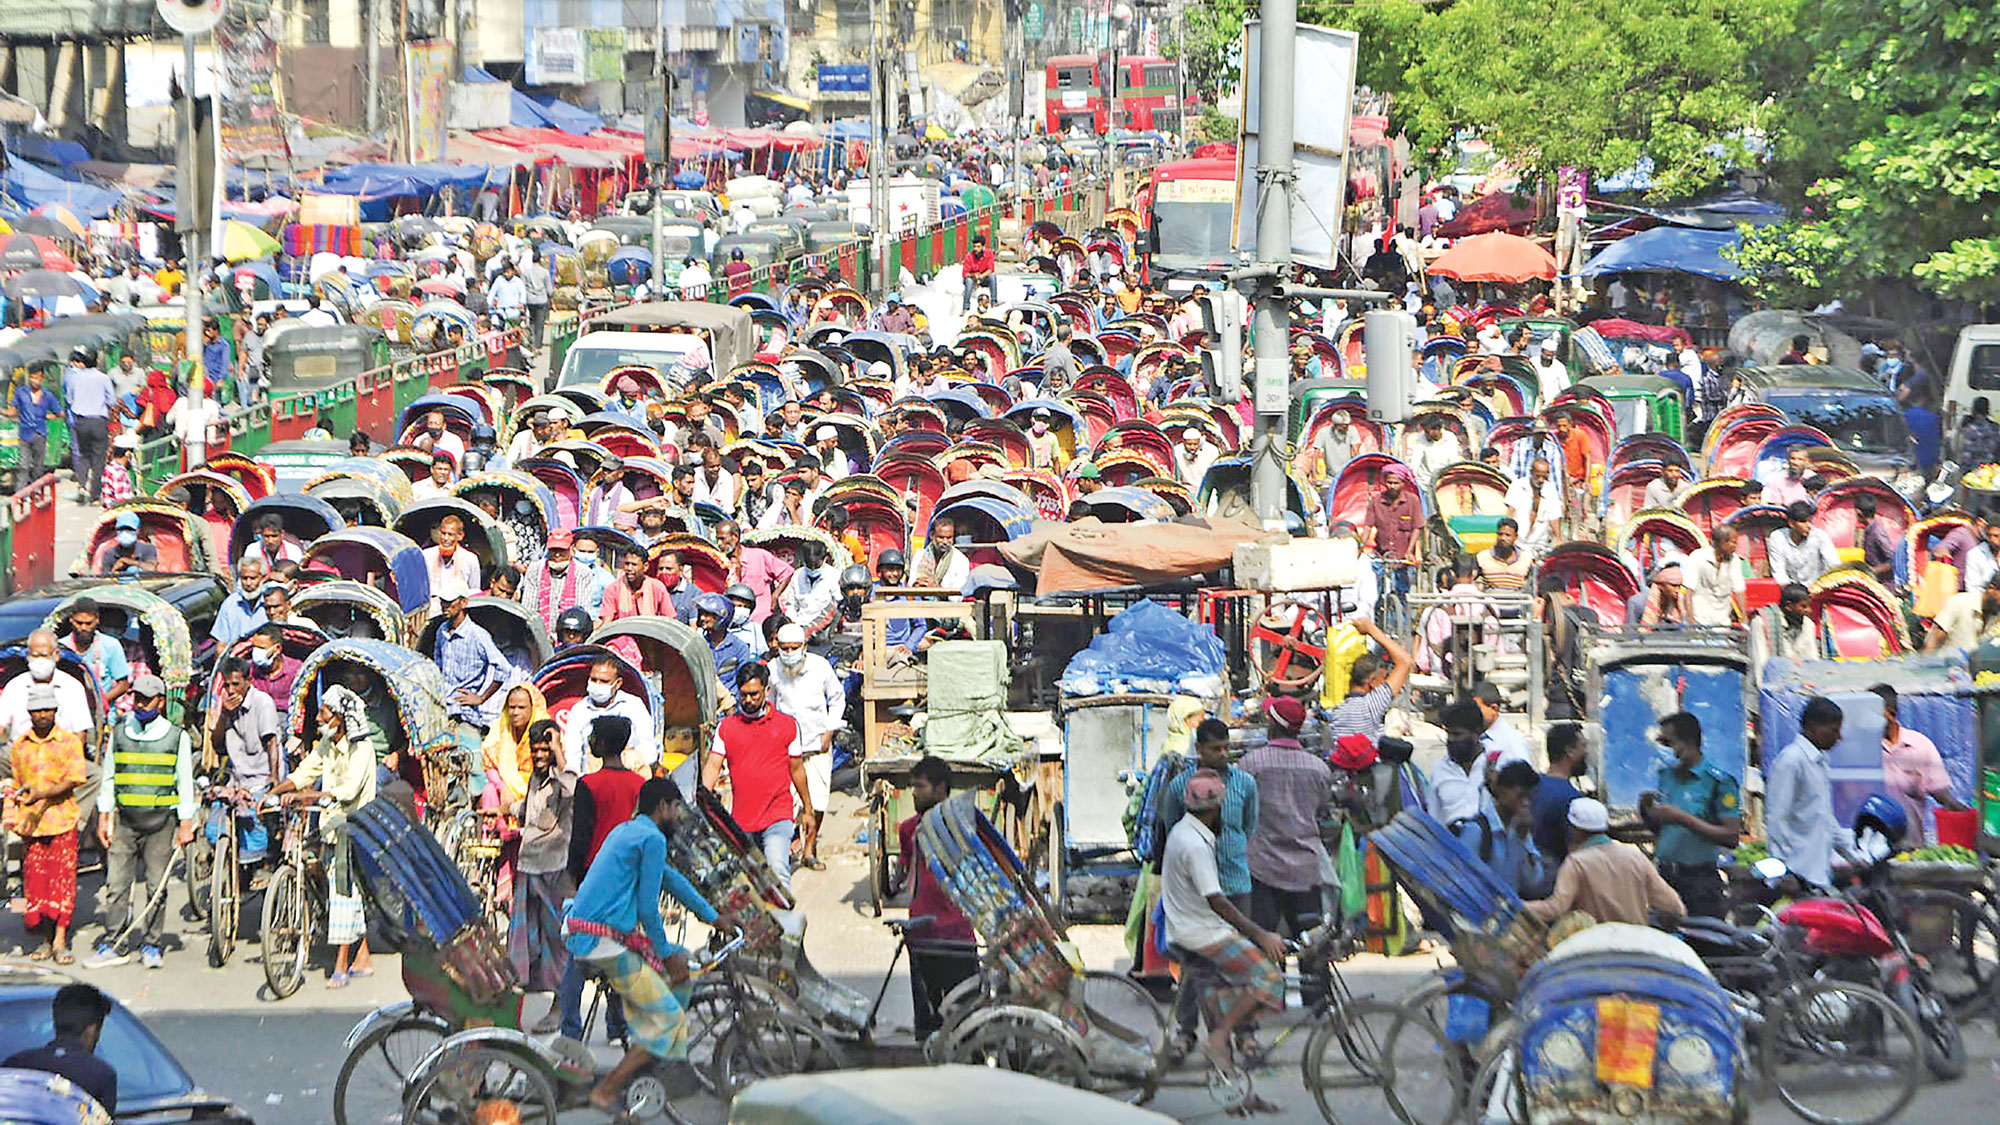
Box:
(1025, 410), (1068, 472)
(86, 675), (194, 969)
(768, 624), (844, 871)
(210, 558), (270, 650)
(560, 657), (657, 775)
(571, 535), (612, 619)
(92, 511), (158, 575)
(0, 629), (96, 745)
(246, 624), (303, 731)
(523, 530), (587, 631)
(722, 585), (767, 659)
(778, 541), (843, 643)
(57, 598), (130, 709)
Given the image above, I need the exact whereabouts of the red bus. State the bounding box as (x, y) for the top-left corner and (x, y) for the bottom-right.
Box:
(1135, 155), (1242, 289)
(1043, 54), (1181, 134)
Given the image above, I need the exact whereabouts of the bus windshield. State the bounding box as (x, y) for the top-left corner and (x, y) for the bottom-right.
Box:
(1152, 177), (1236, 265)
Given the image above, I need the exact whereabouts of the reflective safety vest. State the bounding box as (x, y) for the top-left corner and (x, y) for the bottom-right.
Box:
(110, 719), (182, 810)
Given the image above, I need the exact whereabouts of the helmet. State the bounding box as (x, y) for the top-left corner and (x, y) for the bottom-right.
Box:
(1853, 793), (1908, 847)
(694, 592), (733, 622)
(875, 548), (906, 574)
(555, 607), (594, 636)
(840, 564), (872, 590)
(470, 423), (497, 449)
(724, 583), (756, 605)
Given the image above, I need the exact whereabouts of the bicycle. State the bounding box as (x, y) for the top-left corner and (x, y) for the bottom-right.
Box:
(185, 782), (264, 969)
(260, 794), (335, 999)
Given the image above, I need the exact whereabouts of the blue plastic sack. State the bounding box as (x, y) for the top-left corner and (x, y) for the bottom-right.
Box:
(1059, 599), (1227, 695)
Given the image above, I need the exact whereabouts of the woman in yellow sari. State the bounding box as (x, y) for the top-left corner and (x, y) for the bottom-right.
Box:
(481, 682), (552, 810)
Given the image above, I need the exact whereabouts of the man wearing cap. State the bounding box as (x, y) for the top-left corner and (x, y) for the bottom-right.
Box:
(100, 431), (140, 506)
(522, 530), (592, 633)
(1159, 768), (1286, 1074)
(769, 624), (844, 871)
(431, 578), (512, 763)
(1027, 410), (1069, 473)
(1628, 556), (1689, 627)
(92, 511), (159, 576)
(1313, 414), (1357, 495)
(87, 674), (193, 969)
(1073, 461), (1105, 497)
(1529, 336), (1568, 399)
(1172, 427), (1216, 487)
(7, 684), (88, 963)
(1525, 797), (1685, 927)
(210, 557), (270, 650)
(1639, 711), (1741, 918)
(811, 427), (851, 480)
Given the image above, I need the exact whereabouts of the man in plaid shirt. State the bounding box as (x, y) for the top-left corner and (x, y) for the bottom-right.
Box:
(99, 432), (139, 506)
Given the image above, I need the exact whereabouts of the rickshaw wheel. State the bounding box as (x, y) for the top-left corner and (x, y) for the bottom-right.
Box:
(867, 781), (893, 917)
(206, 828), (238, 968)
(401, 1043), (560, 1125)
(1303, 998), (1464, 1125)
(711, 1007), (847, 1102)
(333, 1016), (446, 1125)
(260, 863), (311, 998)
(947, 1009), (1089, 1088)
(183, 832), (214, 923)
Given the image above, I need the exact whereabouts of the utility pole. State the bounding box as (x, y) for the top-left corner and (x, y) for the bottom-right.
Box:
(179, 33), (206, 466)
(1247, 0), (1294, 528)
(651, 0), (666, 301)
(365, 0), (380, 136)
(870, 0), (892, 297)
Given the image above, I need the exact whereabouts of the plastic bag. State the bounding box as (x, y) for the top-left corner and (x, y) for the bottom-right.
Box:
(1337, 823), (1366, 921)
(1059, 598), (1227, 695)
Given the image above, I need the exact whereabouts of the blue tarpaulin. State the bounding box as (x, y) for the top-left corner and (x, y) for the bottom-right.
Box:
(2, 156), (121, 217)
(463, 66), (603, 135)
(1059, 598), (1226, 696)
(1581, 225), (1743, 281)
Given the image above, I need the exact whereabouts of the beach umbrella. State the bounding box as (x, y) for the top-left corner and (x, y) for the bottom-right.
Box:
(6, 216), (76, 243)
(1425, 231), (1558, 283)
(216, 219), (283, 262)
(29, 203), (88, 238)
(0, 234), (76, 271)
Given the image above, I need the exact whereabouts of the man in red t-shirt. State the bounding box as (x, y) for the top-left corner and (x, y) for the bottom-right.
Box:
(961, 235), (996, 312)
(702, 663), (812, 887)
(894, 755), (978, 1039)
(722, 248), (755, 294)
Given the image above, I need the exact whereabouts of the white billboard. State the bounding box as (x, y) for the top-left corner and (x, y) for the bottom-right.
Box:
(1232, 21), (1358, 270)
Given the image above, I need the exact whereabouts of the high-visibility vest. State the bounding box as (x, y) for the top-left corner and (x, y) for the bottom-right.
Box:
(110, 720), (181, 810)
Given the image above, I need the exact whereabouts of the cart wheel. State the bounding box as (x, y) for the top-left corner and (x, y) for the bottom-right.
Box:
(401, 1043), (560, 1125)
(1250, 603), (1326, 692)
(946, 1010), (1089, 1088)
(206, 827), (238, 968)
(260, 863), (310, 998)
(867, 783), (892, 918)
(927, 975), (990, 1062)
(332, 1016), (445, 1125)
(184, 831), (214, 923)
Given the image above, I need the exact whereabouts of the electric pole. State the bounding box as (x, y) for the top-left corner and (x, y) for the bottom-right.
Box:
(1247, 0), (1294, 528)
(870, 0), (893, 297)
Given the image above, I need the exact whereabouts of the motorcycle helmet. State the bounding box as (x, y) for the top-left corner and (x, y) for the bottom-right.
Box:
(470, 423), (497, 451)
(694, 592), (733, 623)
(724, 583), (756, 606)
(1853, 793), (1908, 848)
(555, 606), (594, 639)
(875, 548), (906, 575)
(839, 564), (872, 591)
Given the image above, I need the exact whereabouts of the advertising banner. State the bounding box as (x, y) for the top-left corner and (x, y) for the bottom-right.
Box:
(404, 39), (452, 163)
(214, 8), (289, 168)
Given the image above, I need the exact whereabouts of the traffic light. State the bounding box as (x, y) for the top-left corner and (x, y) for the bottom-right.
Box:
(1195, 290), (1245, 402)
(1363, 308), (1419, 423)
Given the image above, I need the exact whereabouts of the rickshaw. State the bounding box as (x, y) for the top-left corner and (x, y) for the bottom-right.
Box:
(1071, 486), (1175, 524)
(514, 456), (589, 527)
(1326, 454), (1417, 528)
(453, 470), (559, 561)
(1571, 371), (1687, 443)
(1607, 433), (1692, 478)
(874, 455), (947, 540)
(1538, 541), (1642, 626)
(1682, 478), (1750, 534)
(642, 532), (727, 593)
(1095, 420), (1177, 470)
(533, 641), (662, 756)
(398, 394), (482, 450)
(1601, 461), (1676, 529)
(1705, 414), (1788, 479)
(292, 579), (410, 644)
(263, 324), (390, 402)
(305, 469), (410, 527)
(588, 616), (717, 770)
(157, 470), (253, 571)
(962, 420), (1030, 467)
(290, 637), (457, 826)
(79, 501), (219, 577)
(1292, 403), (1385, 484)
(1720, 505), (1787, 579)
(1086, 448), (1165, 490)
(395, 497), (511, 580)
(44, 585), (194, 720)
(1816, 478), (1915, 566)
(382, 446), (436, 484)
(1809, 570), (1912, 659)
(1751, 426), (1839, 487)
(818, 478), (910, 567)
(197, 451), (278, 501)
(416, 595), (551, 684)
(354, 297), (417, 348)
(228, 493), (345, 566)
(1428, 462), (1510, 560)
(936, 443), (1012, 483)
(1620, 509), (1706, 574)
(809, 287), (870, 327)
(1196, 458), (1310, 529)
(300, 527), (432, 637)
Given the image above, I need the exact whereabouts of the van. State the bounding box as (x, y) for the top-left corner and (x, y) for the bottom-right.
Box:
(1941, 323), (2000, 428)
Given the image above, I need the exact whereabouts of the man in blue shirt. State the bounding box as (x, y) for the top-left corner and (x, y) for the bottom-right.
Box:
(200, 322), (232, 405)
(209, 557), (269, 650)
(5, 366), (58, 481)
(431, 578), (510, 760)
(1640, 711), (1741, 918)
(1905, 392), (1942, 478)
(58, 596), (131, 708)
(62, 349), (114, 505)
(1530, 723), (1588, 864)
(694, 594), (752, 695)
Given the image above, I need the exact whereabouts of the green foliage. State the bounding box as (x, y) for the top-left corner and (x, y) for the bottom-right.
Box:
(1189, 104), (1238, 145)
(1736, 0), (2000, 300)
(1177, 0), (1252, 104)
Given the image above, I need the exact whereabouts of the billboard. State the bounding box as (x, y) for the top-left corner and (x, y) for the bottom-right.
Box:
(528, 28), (587, 85)
(404, 39), (452, 163)
(817, 64), (869, 94)
(215, 8), (289, 168)
(1232, 21), (1358, 270)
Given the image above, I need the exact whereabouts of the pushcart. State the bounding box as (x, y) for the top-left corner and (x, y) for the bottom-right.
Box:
(859, 752), (1024, 917)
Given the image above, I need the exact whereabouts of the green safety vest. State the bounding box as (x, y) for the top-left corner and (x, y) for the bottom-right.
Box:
(110, 719), (182, 810)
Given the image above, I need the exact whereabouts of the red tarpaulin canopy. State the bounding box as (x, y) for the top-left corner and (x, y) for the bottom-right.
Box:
(1437, 190), (1539, 238)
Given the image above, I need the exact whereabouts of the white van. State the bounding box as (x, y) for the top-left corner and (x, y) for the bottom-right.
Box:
(556, 330), (712, 390)
(1942, 324), (2000, 426)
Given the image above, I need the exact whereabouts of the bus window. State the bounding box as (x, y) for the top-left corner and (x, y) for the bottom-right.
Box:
(1053, 65), (1094, 90)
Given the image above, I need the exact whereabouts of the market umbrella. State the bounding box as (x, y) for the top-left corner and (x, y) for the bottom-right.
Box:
(605, 246), (652, 285)
(0, 234), (76, 271)
(1425, 231), (1558, 283)
(30, 203), (88, 238)
(6, 216), (75, 243)
(3, 269), (98, 302)
(216, 219), (282, 262)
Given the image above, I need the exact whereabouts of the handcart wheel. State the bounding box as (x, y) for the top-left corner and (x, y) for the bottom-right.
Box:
(1251, 603), (1326, 692)
(331, 1015), (446, 1125)
(206, 827), (238, 968)
(401, 1042), (561, 1125)
(867, 781), (893, 918)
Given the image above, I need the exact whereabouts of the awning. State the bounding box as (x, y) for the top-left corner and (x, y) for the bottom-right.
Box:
(752, 88), (811, 112)
(1580, 225), (1744, 281)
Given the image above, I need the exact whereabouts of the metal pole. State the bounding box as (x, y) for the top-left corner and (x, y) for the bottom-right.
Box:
(651, 0), (666, 299)
(1248, 0), (1294, 528)
(871, 0), (892, 298)
(365, 0), (380, 136)
(180, 32), (206, 466)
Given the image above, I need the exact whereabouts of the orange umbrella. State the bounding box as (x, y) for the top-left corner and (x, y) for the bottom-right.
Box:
(30, 203), (88, 239)
(1426, 231), (1557, 283)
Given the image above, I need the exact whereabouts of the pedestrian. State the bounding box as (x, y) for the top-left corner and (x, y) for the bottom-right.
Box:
(1766, 696), (1842, 890)
(1529, 723), (1588, 864)
(702, 662), (813, 888)
(512, 720), (574, 1025)
(99, 432), (138, 506)
(4, 365), (58, 482)
(63, 349), (114, 505)
(894, 756), (979, 1039)
(521, 251), (552, 352)
(7, 684), (88, 963)
(1427, 699), (1488, 826)
(557, 716), (645, 1058)
(768, 624), (843, 870)
(1237, 705), (1333, 1006)
(1638, 712), (1741, 918)
(1873, 684), (1968, 846)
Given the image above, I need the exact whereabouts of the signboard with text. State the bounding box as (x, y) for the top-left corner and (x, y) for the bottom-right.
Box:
(528, 28), (587, 85)
(817, 64), (869, 94)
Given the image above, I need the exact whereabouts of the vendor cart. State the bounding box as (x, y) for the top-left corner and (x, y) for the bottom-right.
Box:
(1049, 692), (1206, 923)
(1582, 626), (1752, 821)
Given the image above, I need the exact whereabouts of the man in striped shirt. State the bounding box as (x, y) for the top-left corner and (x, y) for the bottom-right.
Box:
(1475, 518), (1531, 590)
(1324, 617), (1414, 742)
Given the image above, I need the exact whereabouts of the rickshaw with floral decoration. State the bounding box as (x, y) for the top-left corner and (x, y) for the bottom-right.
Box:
(816, 480), (910, 570)
(229, 494), (344, 566)
(1814, 477), (1913, 568)
(1809, 570), (1912, 659)
(1725, 505), (1791, 578)
(936, 443), (1011, 482)
(290, 638), (457, 825)
(45, 585), (194, 722)
(514, 456), (589, 528)
(395, 497), (511, 584)
(1093, 449), (1170, 489)
(1682, 479), (1750, 535)
(575, 416), (663, 463)
(646, 532), (730, 596)
(292, 580), (411, 644)
(453, 470), (559, 563)
(1427, 461), (1511, 562)
(745, 525), (855, 575)
(305, 469), (410, 528)
(194, 451), (276, 501)
(1094, 420), (1176, 471)
(80, 501), (220, 577)
(962, 421), (1030, 467)
(875, 455), (947, 538)
(158, 470), (253, 573)
(301, 527), (432, 638)
(1620, 510), (1707, 575)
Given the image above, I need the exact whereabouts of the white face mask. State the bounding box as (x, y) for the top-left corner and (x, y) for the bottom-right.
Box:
(779, 648), (806, 668)
(575, 552), (600, 570)
(586, 680), (615, 705)
(27, 656), (55, 681)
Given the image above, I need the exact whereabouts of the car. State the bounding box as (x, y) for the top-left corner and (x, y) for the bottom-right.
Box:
(0, 575), (227, 657)
(1725, 364), (1920, 486)
(0, 963), (255, 1123)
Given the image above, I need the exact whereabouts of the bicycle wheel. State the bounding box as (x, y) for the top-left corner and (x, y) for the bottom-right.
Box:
(1078, 970), (1166, 1103)
(261, 863), (310, 999)
(681, 977), (740, 1095)
(711, 1007), (847, 1102)
(867, 784), (891, 917)
(332, 1016), (446, 1125)
(206, 829), (238, 968)
(1304, 998), (1462, 1125)
(1899, 889), (2000, 1019)
(183, 831), (213, 923)
(401, 1044), (559, 1125)
(1762, 980), (1923, 1125)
